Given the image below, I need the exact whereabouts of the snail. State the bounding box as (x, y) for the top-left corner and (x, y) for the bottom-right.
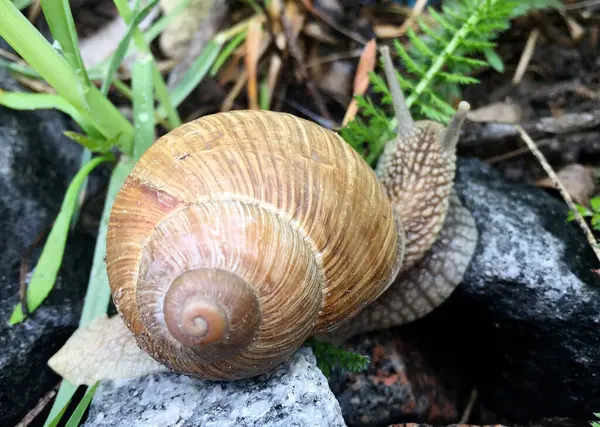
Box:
(47, 46), (478, 384)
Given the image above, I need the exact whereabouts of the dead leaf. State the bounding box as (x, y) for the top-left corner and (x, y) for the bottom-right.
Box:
(537, 163), (598, 205)
(48, 314), (168, 386)
(466, 101), (523, 124)
(342, 38), (376, 126)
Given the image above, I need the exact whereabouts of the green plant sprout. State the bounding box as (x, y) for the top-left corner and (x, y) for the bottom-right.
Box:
(567, 196), (600, 231)
(307, 338), (370, 379)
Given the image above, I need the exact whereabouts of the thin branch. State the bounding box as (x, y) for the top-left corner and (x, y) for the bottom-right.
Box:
(515, 125), (600, 264)
(512, 28), (540, 85)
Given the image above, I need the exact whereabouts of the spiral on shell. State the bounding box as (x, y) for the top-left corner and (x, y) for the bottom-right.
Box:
(105, 110), (404, 380)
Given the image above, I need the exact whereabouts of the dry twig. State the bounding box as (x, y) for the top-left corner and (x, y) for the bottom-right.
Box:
(513, 28), (540, 85)
(515, 125), (600, 264)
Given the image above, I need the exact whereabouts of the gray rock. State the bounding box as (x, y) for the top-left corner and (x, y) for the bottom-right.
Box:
(83, 346), (347, 427)
(404, 157), (600, 423)
(0, 66), (96, 425)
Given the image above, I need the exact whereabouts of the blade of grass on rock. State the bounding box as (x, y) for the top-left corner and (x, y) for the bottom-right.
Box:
(10, 154), (112, 324)
(64, 382), (99, 427)
(44, 155), (138, 425)
(100, 0), (160, 95)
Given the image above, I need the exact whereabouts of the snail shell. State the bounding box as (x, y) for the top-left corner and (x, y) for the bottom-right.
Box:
(105, 110), (404, 380)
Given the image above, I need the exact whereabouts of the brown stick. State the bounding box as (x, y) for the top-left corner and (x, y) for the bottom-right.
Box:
(515, 125), (600, 264)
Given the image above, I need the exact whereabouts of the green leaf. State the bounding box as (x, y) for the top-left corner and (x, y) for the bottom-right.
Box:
(157, 39), (222, 117)
(591, 214), (600, 231)
(210, 30), (247, 76)
(45, 156), (138, 425)
(11, 0), (33, 9)
(132, 53), (156, 160)
(100, 0), (160, 96)
(0, 0), (134, 153)
(39, 0), (90, 85)
(484, 47), (505, 72)
(308, 338), (370, 379)
(590, 196), (600, 213)
(0, 90), (102, 141)
(64, 382), (99, 427)
(10, 154), (112, 324)
(63, 131), (118, 155)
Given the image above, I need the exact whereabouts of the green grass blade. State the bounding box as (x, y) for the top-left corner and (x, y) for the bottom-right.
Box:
(132, 53), (156, 159)
(0, 0), (88, 110)
(9, 157), (109, 325)
(39, 0), (90, 85)
(144, 0), (195, 42)
(78, 157), (135, 327)
(157, 39), (222, 118)
(112, 0), (182, 129)
(64, 382), (100, 427)
(10, 154), (112, 324)
(0, 90), (106, 145)
(44, 382), (76, 427)
(0, 0), (134, 152)
(100, 0), (159, 95)
(44, 155), (138, 425)
(11, 0), (32, 9)
(210, 31), (247, 76)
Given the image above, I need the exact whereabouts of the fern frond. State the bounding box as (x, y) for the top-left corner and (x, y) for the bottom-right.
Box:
(341, 0), (559, 164)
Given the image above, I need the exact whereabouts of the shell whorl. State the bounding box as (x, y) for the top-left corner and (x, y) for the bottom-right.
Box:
(105, 110), (403, 380)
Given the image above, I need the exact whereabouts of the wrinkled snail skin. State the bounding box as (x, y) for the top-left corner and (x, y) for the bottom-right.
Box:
(105, 110), (404, 380)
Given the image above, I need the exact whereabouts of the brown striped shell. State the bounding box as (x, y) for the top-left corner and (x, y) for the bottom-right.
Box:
(105, 110), (404, 380)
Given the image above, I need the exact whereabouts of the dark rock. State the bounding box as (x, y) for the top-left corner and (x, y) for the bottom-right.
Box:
(329, 330), (460, 427)
(0, 67), (96, 425)
(403, 157), (600, 424)
(388, 417), (592, 427)
(82, 347), (346, 427)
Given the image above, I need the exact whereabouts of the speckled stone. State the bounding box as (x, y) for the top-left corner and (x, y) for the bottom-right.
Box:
(404, 157), (600, 423)
(0, 65), (96, 426)
(83, 346), (347, 427)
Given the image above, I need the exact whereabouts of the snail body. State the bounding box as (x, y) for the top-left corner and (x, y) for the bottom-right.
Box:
(49, 47), (478, 384)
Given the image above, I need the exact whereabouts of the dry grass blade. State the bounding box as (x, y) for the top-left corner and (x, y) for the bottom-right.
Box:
(513, 28), (540, 85)
(342, 38), (377, 126)
(244, 17), (262, 109)
(515, 125), (600, 264)
(396, 0), (428, 36)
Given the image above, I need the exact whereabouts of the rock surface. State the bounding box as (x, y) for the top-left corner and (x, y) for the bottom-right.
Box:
(83, 346), (347, 427)
(403, 157), (600, 423)
(329, 330), (460, 427)
(0, 67), (96, 425)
